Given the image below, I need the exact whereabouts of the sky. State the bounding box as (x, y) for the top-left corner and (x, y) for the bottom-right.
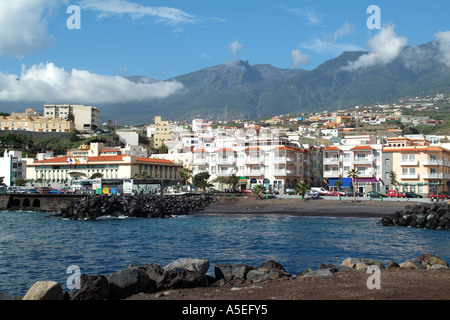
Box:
(0, 0), (450, 106)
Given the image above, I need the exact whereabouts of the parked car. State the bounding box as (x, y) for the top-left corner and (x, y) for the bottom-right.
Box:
(285, 188), (296, 195)
(241, 189), (253, 194)
(345, 191), (363, 197)
(36, 187), (52, 194)
(404, 192), (423, 198)
(26, 188), (39, 194)
(386, 190), (406, 198)
(306, 190), (320, 197)
(368, 191), (387, 198)
(326, 190), (345, 196)
(311, 187), (328, 196)
(428, 192), (450, 199)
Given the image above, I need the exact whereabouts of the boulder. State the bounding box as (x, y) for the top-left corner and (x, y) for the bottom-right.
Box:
(245, 260), (290, 282)
(157, 268), (208, 290)
(71, 274), (109, 300)
(22, 281), (64, 300)
(399, 260), (427, 269)
(214, 264), (253, 282)
(341, 258), (360, 269)
(387, 261), (400, 269)
(302, 268), (335, 278)
(107, 267), (150, 299)
(416, 254), (449, 268)
(164, 258), (210, 276)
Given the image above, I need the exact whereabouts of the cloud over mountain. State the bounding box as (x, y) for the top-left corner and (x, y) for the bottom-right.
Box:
(343, 25), (408, 71)
(0, 62), (184, 103)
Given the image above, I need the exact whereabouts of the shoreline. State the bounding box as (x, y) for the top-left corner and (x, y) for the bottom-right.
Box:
(201, 196), (418, 218)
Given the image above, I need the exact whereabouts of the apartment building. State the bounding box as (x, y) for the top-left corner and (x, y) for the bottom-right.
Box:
(323, 135), (383, 194)
(382, 137), (450, 195)
(44, 104), (99, 132)
(0, 115), (74, 133)
(154, 116), (171, 149)
(192, 137), (311, 194)
(0, 150), (28, 186)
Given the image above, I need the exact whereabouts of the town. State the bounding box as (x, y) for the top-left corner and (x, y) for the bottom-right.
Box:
(1, 92), (450, 200)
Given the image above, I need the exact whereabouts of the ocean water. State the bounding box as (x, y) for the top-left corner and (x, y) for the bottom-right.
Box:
(0, 210), (449, 297)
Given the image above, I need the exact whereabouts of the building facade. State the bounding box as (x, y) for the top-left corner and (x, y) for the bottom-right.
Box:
(154, 116), (171, 149)
(0, 150), (28, 186)
(0, 115), (74, 133)
(44, 104), (99, 132)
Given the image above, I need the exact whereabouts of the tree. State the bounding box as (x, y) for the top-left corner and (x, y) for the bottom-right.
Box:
(347, 169), (361, 202)
(229, 174), (240, 192)
(333, 180), (343, 192)
(157, 143), (168, 154)
(179, 167), (193, 186)
(252, 184), (266, 198)
(389, 171), (399, 190)
(14, 179), (27, 187)
(295, 181), (310, 200)
(193, 172), (212, 192)
(135, 171), (152, 179)
(90, 173), (104, 179)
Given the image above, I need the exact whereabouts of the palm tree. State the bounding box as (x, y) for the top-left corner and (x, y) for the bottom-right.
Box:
(179, 167), (193, 186)
(295, 181), (310, 200)
(252, 184), (266, 198)
(347, 169), (360, 202)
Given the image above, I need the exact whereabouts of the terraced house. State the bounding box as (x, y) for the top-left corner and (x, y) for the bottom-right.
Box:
(382, 137), (450, 196)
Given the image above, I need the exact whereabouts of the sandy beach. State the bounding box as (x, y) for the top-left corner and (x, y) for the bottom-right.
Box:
(126, 196), (450, 301)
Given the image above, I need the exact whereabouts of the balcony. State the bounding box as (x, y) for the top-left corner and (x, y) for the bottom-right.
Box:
(422, 160), (441, 166)
(193, 158), (207, 166)
(245, 157), (263, 165)
(353, 157), (374, 165)
(216, 170), (234, 177)
(399, 174), (419, 179)
(216, 158), (235, 165)
(273, 169), (296, 176)
(324, 171), (341, 178)
(399, 160), (419, 166)
(323, 158), (341, 165)
(273, 157), (295, 164)
(422, 173), (443, 180)
(245, 170), (263, 176)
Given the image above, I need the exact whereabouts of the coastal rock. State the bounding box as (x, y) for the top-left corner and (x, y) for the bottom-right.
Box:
(399, 260), (427, 269)
(157, 268), (208, 290)
(380, 203), (450, 230)
(71, 274), (110, 300)
(341, 258), (384, 270)
(22, 281), (64, 300)
(387, 261), (400, 269)
(107, 267), (150, 299)
(164, 258), (210, 276)
(415, 254), (448, 268)
(302, 268), (335, 278)
(246, 260), (290, 282)
(214, 264), (254, 282)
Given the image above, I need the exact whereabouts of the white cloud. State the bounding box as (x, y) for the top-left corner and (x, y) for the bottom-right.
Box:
(229, 40), (243, 55)
(291, 50), (309, 67)
(79, 0), (198, 25)
(343, 25), (408, 71)
(300, 39), (365, 56)
(0, 0), (59, 57)
(280, 6), (325, 25)
(333, 21), (356, 41)
(435, 31), (450, 67)
(0, 63), (184, 103)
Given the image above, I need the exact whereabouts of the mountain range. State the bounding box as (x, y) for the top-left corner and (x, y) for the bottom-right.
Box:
(3, 41), (450, 125)
(106, 40), (450, 124)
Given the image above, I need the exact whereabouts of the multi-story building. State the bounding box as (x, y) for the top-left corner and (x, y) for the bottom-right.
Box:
(0, 115), (74, 133)
(26, 146), (183, 186)
(322, 135), (383, 194)
(44, 104), (99, 132)
(382, 137), (450, 196)
(154, 116), (171, 149)
(0, 150), (28, 186)
(192, 137), (310, 194)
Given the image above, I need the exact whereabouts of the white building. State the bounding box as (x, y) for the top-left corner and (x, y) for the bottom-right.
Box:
(44, 104), (100, 133)
(0, 150), (28, 186)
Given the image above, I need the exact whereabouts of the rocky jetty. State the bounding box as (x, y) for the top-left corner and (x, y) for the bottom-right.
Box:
(379, 202), (450, 230)
(12, 254), (448, 300)
(53, 194), (214, 220)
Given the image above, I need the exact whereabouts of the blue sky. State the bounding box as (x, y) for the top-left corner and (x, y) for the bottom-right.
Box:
(0, 0), (449, 105)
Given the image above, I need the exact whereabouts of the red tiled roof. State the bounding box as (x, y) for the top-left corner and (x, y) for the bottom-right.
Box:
(323, 146), (340, 151)
(351, 146), (374, 150)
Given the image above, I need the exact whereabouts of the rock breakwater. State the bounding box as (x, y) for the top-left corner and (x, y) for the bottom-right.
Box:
(379, 202), (450, 230)
(53, 194), (214, 220)
(10, 254), (448, 300)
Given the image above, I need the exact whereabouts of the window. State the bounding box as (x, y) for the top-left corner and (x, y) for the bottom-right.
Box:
(402, 168), (408, 175)
(410, 168), (416, 175)
(402, 154), (408, 162)
(385, 159), (390, 165)
(430, 154), (436, 161)
(409, 155), (415, 161)
(357, 166), (366, 173)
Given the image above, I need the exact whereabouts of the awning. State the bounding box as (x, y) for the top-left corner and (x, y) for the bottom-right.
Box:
(329, 178), (352, 189)
(356, 178), (379, 183)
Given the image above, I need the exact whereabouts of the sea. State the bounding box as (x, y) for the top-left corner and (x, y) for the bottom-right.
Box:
(0, 210), (449, 297)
